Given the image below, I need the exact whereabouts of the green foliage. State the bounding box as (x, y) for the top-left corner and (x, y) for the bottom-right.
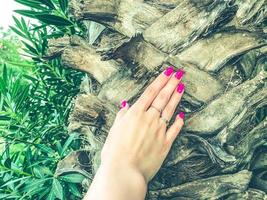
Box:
(12, 0), (85, 40)
(0, 59), (85, 200)
(0, 0), (87, 199)
(0, 27), (33, 74)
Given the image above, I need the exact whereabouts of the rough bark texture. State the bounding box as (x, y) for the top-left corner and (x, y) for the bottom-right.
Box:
(47, 0), (267, 199)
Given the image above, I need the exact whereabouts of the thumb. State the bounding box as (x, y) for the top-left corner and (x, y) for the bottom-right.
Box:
(115, 99), (130, 122)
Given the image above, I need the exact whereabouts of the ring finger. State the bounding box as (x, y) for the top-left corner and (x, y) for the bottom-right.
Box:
(161, 82), (185, 122)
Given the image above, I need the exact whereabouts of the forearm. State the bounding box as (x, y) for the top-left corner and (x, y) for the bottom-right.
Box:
(84, 162), (148, 200)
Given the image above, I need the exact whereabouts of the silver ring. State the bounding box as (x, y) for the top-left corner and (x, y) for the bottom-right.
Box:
(150, 105), (162, 114)
(160, 116), (169, 126)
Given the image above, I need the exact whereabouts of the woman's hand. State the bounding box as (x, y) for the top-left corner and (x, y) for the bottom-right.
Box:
(101, 66), (185, 183)
(85, 66), (185, 200)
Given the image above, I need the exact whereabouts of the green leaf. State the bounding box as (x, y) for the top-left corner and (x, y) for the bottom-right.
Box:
(20, 17), (28, 32)
(23, 74), (38, 82)
(52, 179), (63, 200)
(0, 193), (11, 199)
(33, 167), (43, 178)
(12, 16), (23, 30)
(55, 140), (63, 156)
(39, 0), (55, 9)
(14, 10), (39, 18)
(9, 26), (28, 39)
(59, 0), (68, 12)
(22, 178), (48, 193)
(46, 190), (55, 200)
(61, 133), (77, 156)
(60, 173), (85, 183)
(22, 41), (39, 55)
(15, 0), (47, 10)
(0, 177), (29, 188)
(39, 187), (51, 199)
(6, 61), (34, 69)
(4, 158), (12, 168)
(68, 183), (82, 198)
(35, 166), (53, 177)
(21, 184), (47, 198)
(35, 144), (55, 154)
(2, 64), (7, 82)
(35, 14), (73, 26)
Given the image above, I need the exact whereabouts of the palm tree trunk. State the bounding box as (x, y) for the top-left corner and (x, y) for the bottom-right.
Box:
(47, 0), (267, 199)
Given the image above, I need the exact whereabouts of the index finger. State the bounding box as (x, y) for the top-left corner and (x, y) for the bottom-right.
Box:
(133, 66), (175, 111)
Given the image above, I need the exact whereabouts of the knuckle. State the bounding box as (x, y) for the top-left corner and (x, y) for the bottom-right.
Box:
(158, 89), (171, 101)
(158, 90), (169, 101)
(145, 112), (154, 122)
(178, 118), (184, 126)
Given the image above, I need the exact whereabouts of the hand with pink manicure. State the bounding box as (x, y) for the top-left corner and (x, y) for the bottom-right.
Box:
(85, 66), (185, 200)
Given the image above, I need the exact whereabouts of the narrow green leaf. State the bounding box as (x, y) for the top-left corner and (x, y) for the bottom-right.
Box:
(22, 178), (47, 193)
(35, 144), (55, 154)
(60, 173), (85, 183)
(33, 167), (44, 178)
(35, 14), (72, 26)
(4, 158), (11, 168)
(0, 177), (29, 188)
(9, 26), (28, 39)
(14, 10), (39, 18)
(21, 184), (46, 198)
(0, 194), (11, 199)
(38, 166), (53, 176)
(20, 17), (28, 32)
(6, 61), (34, 69)
(0, 114), (11, 121)
(39, 0), (55, 9)
(21, 41), (39, 55)
(59, 0), (68, 12)
(61, 133), (77, 156)
(46, 190), (55, 200)
(12, 16), (23, 30)
(39, 187), (51, 199)
(15, 0), (46, 10)
(2, 64), (7, 82)
(52, 179), (63, 200)
(68, 183), (82, 198)
(23, 74), (38, 82)
(55, 140), (63, 156)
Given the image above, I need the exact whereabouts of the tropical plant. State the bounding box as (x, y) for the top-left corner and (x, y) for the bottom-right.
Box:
(45, 0), (267, 199)
(0, 0), (91, 199)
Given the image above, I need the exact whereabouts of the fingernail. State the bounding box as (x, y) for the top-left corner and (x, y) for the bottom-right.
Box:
(120, 100), (127, 109)
(175, 69), (185, 79)
(177, 82), (185, 93)
(164, 66), (174, 76)
(178, 112), (185, 119)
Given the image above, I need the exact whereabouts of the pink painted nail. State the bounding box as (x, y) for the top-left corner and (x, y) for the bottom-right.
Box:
(177, 82), (185, 93)
(164, 66), (174, 76)
(120, 100), (127, 109)
(175, 69), (185, 79)
(178, 112), (185, 119)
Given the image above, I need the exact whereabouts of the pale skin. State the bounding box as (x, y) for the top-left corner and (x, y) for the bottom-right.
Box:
(84, 66), (185, 200)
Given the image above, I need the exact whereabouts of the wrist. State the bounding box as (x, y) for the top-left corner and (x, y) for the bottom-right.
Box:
(99, 160), (148, 192)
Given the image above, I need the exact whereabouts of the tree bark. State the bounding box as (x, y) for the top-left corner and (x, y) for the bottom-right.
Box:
(47, 0), (267, 199)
